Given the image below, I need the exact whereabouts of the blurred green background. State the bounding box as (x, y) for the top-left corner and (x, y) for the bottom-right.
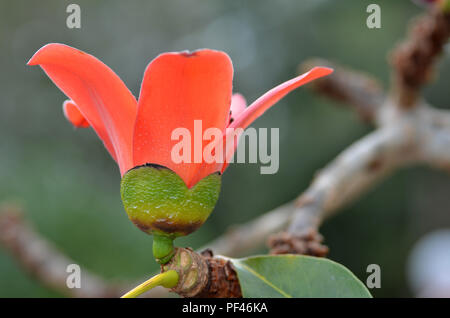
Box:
(1, 0), (450, 297)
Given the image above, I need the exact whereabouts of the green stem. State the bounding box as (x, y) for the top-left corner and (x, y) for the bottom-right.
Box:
(121, 270), (179, 298)
(153, 234), (175, 264)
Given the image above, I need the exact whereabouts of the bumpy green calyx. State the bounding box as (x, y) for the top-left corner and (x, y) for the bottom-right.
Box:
(120, 164), (221, 238)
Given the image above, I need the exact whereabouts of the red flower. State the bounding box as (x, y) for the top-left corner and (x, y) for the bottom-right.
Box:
(28, 44), (332, 187)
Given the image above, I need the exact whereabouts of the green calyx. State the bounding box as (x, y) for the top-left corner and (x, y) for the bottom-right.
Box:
(120, 164), (222, 261)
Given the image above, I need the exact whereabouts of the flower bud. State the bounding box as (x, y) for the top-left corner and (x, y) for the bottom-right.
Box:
(120, 164), (221, 238)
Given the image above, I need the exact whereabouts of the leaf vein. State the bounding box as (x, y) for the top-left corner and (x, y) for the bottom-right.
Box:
(239, 263), (292, 298)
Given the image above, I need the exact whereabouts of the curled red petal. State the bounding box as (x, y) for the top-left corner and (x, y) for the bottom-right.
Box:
(63, 100), (90, 128)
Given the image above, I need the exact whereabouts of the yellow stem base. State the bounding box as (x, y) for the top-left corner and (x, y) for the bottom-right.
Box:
(121, 270), (179, 298)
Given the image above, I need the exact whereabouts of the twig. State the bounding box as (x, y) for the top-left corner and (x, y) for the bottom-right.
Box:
(0, 204), (168, 298)
(200, 201), (294, 257)
(269, 7), (450, 254)
(391, 7), (450, 107)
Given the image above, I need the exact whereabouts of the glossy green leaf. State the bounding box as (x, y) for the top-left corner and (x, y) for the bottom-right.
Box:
(228, 255), (372, 298)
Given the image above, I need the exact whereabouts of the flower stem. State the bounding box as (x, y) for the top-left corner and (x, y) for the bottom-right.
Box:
(120, 270), (179, 298)
(153, 233), (175, 264)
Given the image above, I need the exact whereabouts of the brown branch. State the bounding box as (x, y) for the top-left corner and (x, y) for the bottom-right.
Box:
(0, 204), (122, 297)
(200, 201), (294, 257)
(268, 229), (329, 256)
(269, 119), (418, 254)
(269, 7), (450, 255)
(0, 204), (169, 298)
(391, 7), (450, 108)
(163, 248), (242, 298)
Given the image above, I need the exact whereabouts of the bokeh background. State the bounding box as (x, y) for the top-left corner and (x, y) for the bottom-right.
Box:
(1, 0), (450, 297)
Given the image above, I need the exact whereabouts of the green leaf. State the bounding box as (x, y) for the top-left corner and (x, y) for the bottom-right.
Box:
(228, 255), (372, 298)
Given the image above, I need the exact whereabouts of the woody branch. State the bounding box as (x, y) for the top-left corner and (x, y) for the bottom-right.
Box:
(269, 6), (450, 254)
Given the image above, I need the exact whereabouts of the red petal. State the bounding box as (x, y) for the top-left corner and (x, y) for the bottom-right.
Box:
(133, 50), (233, 187)
(28, 43), (137, 175)
(221, 67), (333, 172)
(229, 67), (333, 130)
(63, 100), (90, 128)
